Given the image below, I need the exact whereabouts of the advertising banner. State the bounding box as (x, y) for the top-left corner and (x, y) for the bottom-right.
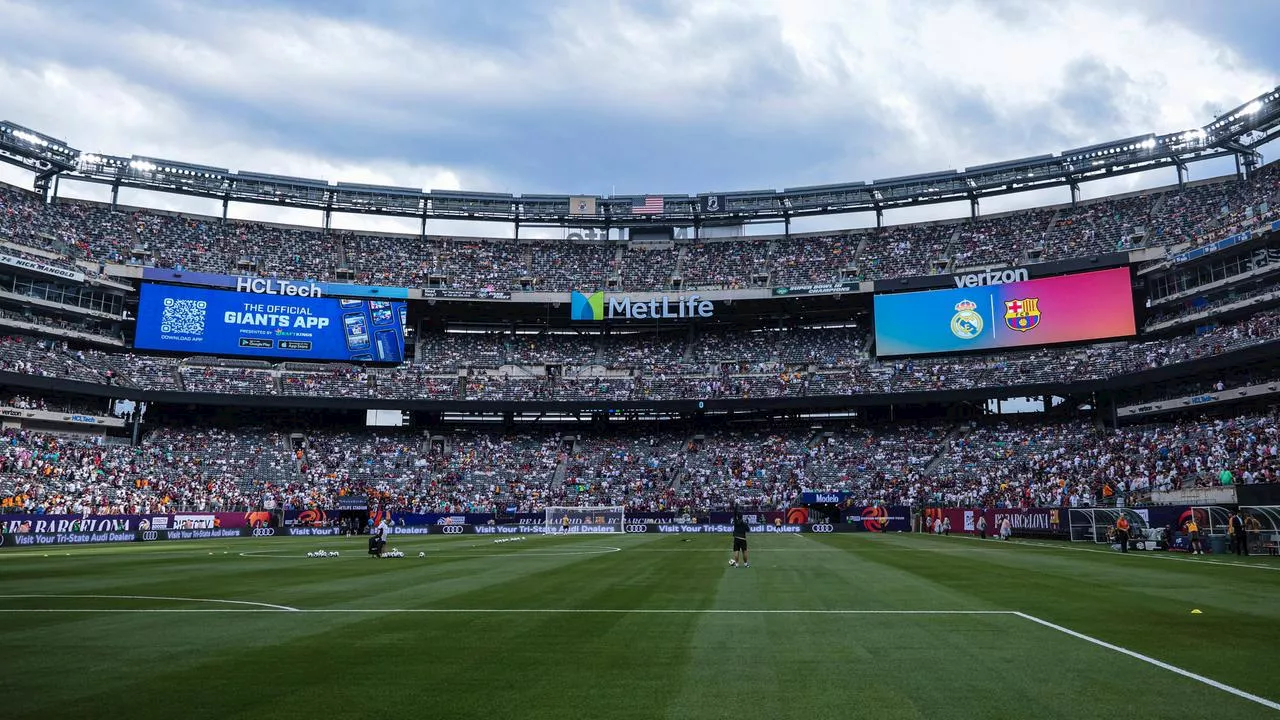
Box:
(134, 283), (407, 362)
(0, 252), (85, 282)
(706, 511), (786, 525)
(772, 282), (857, 297)
(2, 531), (139, 546)
(3, 527), (247, 547)
(836, 506), (912, 532)
(420, 288), (512, 300)
(924, 507), (1065, 538)
(0, 511), (270, 535)
(0, 514), (139, 534)
(140, 268), (410, 300)
(873, 267), (1136, 357)
(624, 523), (888, 534)
(800, 491), (851, 504)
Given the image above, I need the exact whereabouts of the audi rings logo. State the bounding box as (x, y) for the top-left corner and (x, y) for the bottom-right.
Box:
(809, 524), (835, 533)
(141, 531), (159, 541)
(440, 526), (465, 535)
(624, 524), (649, 533)
(252, 528), (276, 537)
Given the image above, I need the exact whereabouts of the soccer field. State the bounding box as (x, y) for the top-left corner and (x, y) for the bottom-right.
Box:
(1, 532), (1277, 719)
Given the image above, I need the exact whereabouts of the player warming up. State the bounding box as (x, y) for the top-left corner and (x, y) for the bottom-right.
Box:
(730, 510), (750, 568)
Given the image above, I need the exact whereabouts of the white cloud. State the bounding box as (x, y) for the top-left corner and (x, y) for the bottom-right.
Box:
(0, 0), (1274, 235)
(0, 56), (471, 192)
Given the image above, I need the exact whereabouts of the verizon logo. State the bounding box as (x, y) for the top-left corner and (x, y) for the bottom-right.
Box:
(953, 267), (1029, 288)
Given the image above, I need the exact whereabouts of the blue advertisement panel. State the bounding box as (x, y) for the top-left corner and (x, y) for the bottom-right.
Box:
(873, 267), (1136, 357)
(135, 283), (407, 362)
(140, 268), (411, 300)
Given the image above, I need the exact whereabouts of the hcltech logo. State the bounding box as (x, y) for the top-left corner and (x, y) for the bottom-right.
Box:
(570, 290), (713, 320)
(570, 291), (605, 320)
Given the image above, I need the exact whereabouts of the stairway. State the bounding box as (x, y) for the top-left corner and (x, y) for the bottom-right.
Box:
(924, 424), (968, 476)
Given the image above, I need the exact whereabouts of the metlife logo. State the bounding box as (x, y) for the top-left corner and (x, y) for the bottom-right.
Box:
(570, 290), (713, 321)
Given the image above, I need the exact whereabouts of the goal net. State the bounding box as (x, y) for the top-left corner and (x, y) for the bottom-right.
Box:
(544, 506), (626, 534)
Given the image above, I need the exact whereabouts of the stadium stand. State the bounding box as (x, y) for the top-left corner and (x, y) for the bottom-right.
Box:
(3, 409), (1277, 515)
(0, 160), (1274, 290)
(1, 126), (1279, 523)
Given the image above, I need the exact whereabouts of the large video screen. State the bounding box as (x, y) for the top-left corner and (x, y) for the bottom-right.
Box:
(873, 267), (1135, 357)
(135, 283), (407, 362)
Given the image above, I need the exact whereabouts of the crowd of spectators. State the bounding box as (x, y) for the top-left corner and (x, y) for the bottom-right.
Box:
(769, 234), (859, 286)
(1, 162), (1275, 291)
(1, 304), (1278, 401)
(680, 239), (769, 290)
(4, 409), (1277, 516)
(0, 426), (284, 514)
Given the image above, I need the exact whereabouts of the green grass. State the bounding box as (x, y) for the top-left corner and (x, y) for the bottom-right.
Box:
(1, 532), (1278, 719)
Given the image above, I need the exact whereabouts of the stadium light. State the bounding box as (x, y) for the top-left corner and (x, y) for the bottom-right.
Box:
(129, 159), (156, 172)
(1140, 139), (1156, 150)
(1243, 100), (1263, 115)
(13, 130), (48, 146)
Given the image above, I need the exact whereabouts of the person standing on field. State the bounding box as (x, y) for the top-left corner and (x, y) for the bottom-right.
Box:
(1186, 517), (1203, 555)
(1244, 514), (1261, 554)
(1114, 515), (1130, 553)
(732, 511), (750, 568)
(1228, 511), (1247, 556)
(976, 514), (987, 539)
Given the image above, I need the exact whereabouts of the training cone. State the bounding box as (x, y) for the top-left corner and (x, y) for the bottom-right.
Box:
(1190, 609), (1203, 614)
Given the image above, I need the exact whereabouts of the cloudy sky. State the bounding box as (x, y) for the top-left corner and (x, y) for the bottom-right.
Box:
(0, 0), (1276, 233)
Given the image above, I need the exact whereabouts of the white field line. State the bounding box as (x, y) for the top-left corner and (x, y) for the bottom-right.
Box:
(922, 532), (1280, 572)
(0, 602), (1007, 616)
(1009, 538), (1280, 571)
(238, 545), (622, 559)
(0, 594), (298, 612)
(8, 597), (1276, 709)
(1014, 611), (1280, 712)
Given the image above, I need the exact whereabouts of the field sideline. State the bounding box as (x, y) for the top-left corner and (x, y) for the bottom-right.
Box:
(1, 532), (1277, 719)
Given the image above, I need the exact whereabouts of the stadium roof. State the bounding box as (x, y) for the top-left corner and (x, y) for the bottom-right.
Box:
(2, 85), (1279, 227)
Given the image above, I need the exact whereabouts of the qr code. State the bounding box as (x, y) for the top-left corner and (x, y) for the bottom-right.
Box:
(159, 297), (208, 335)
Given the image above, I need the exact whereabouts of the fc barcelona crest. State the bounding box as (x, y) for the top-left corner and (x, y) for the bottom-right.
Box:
(1003, 297), (1040, 332)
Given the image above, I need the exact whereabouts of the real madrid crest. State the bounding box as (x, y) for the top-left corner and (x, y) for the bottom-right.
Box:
(950, 299), (983, 340)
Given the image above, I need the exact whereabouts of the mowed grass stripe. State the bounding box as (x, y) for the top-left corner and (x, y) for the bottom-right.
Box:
(2, 533), (1278, 719)
(811, 532), (1280, 707)
(0, 534), (652, 716)
(1, 533), (713, 720)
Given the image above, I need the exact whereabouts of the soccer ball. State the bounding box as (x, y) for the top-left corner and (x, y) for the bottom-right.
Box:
(729, 559), (737, 567)
(418, 551), (425, 558)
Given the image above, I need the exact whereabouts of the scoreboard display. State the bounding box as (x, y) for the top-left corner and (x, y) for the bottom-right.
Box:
(134, 283), (407, 362)
(872, 267), (1136, 357)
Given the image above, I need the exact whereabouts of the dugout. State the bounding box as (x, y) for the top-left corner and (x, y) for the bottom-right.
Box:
(1239, 506), (1280, 555)
(1189, 505), (1233, 554)
(1068, 508), (1150, 544)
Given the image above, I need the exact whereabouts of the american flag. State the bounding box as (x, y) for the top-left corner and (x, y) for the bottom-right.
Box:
(631, 196), (664, 215)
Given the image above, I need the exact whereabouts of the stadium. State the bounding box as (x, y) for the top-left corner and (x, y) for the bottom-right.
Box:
(2, 7), (1280, 717)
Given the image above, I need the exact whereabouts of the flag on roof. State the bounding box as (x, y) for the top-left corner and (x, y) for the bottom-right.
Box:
(631, 196), (664, 215)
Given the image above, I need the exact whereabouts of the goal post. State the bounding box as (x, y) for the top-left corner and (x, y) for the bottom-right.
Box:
(544, 506), (626, 534)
